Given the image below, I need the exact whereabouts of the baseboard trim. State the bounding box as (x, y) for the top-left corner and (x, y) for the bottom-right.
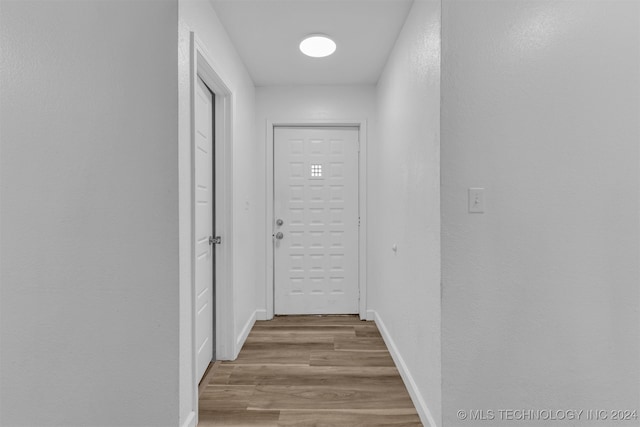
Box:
(180, 411), (196, 427)
(235, 309), (257, 358)
(372, 310), (438, 427)
(255, 308), (268, 321)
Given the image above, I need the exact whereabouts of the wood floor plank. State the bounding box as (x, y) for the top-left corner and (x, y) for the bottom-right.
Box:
(198, 409), (280, 427)
(354, 324), (383, 338)
(209, 365), (235, 385)
(334, 336), (388, 351)
(250, 324), (357, 336)
(227, 349), (313, 365)
(248, 385), (416, 411)
(226, 365), (405, 387)
(244, 334), (335, 344)
(200, 385), (255, 410)
(264, 315), (364, 327)
(242, 340), (335, 352)
(310, 350), (395, 367)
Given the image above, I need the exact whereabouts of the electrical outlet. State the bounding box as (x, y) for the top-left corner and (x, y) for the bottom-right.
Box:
(468, 188), (485, 213)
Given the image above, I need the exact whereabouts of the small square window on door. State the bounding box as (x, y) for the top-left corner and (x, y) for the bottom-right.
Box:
(310, 163), (323, 179)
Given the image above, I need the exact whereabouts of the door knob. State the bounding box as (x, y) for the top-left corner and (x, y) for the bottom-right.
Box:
(275, 232), (284, 240)
(276, 219), (284, 226)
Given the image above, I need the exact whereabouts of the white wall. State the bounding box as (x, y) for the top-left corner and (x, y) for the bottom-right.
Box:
(441, 1), (640, 426)
(178, 0), (260, 424)
(369, 1), (441, 425)
(0, 1), (179, 425)
(255, 84), (377, 315)
(256, 85), (376, 123)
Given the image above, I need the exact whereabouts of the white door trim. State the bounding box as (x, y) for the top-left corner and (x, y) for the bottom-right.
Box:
(181, 31), (235, 427)
(265, 119), (368, 320)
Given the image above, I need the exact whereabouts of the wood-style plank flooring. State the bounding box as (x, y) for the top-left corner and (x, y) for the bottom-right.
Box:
(198, 315), (422, 427)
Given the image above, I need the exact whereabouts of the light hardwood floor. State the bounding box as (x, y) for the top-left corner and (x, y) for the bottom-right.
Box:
(198, 315), (422, 427)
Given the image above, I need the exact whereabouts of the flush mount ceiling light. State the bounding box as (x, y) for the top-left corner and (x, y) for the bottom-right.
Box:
(299, 34), (336, 58)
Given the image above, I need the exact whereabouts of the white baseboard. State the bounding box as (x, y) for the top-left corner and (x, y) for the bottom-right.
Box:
(366, 309), (376, 321)
(255, 308), (268, 321)
(180, 411), (196, 427)
(372, 310), (438, 427)
(235, 309), (257, 358)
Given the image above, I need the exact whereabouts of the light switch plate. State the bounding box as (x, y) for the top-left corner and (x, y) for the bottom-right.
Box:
(468, 188), (485, 213)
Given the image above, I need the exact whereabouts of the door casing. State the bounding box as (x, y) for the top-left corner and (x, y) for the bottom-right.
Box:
(265, 120), (368, 320)
(191, 35), (234, 361)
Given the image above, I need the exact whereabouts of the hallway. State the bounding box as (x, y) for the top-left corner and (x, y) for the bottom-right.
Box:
(3, 1), (639, 426)
(198, 316), (421, 426)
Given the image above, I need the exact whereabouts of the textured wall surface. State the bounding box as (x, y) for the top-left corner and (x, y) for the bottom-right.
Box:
(370, 1), (442, 425)
(0, 1), (179, 425)
(442, 1), (640, 426)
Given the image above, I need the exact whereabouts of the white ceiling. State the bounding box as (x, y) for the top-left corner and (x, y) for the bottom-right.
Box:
(209, 0), (414, 86)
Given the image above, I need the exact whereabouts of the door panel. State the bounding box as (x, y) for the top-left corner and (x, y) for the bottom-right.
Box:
(195, 77), (214, 381)
(274, 127), (359, 314)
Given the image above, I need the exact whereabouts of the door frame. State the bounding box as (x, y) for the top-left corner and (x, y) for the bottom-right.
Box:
(181, 31), (235, 427)
(264, 120), (368, 319)
(190, 33), (234, 362)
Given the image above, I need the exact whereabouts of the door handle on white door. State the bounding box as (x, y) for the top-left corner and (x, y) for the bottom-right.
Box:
(275, 232), (284, 240)
(276, 219), (284, 226)
(208, 236), (221, 257)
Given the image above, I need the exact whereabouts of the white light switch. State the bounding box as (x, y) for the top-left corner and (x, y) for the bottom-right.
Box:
(468, 188), (485, 213)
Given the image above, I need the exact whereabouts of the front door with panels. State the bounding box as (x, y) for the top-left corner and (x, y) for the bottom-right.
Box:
(194, 77), (215, 382)
(274, 126), (359, 314)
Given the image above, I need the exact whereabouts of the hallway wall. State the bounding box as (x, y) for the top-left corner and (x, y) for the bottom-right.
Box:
(256, 85), (376, 126)
(369, 1), (442, 426)
(0, 1), (180, 425)
(441, 1), (640, 425)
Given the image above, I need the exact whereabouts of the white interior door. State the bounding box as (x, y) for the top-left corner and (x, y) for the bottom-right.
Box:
(274, 126), (359, 314)
(194, 77), (214, 381)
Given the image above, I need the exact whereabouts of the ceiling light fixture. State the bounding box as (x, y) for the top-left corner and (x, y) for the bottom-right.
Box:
(299, 34), (336, 58)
